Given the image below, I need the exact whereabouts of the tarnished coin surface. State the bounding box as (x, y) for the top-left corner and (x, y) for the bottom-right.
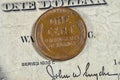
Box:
(34, 7), (87, 61)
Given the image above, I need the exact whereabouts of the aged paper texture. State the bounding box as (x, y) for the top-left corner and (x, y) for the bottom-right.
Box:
(0, 0), (120, 80)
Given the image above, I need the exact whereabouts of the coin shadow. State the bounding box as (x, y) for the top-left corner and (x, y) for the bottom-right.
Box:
(77, 11), (94, 56)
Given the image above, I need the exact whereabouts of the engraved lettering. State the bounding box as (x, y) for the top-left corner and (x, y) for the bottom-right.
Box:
(45, 35), (80, 43)
(68, 0), (80, 5)
(1, 0), (107, 12)
(2, 1), (36, 12)
(47, 25), (77, 37)
(22, 1), (36, 11)
(2, 3), (14, 12)
(21, 36), (34, 43)
(50, 16), (69, 25)
(45, 35), (81, 48)
(51, 0), (63, 7)
(38, 0), (51, 9)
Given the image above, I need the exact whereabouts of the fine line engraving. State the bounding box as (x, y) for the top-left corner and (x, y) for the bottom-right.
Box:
(1, 0), (107, 12)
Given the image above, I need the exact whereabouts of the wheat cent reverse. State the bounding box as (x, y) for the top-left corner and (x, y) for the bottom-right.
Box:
(34, 7), (87, 61)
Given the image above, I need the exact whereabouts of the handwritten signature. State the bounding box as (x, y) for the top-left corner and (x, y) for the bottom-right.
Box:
(46, 62), (120, 80)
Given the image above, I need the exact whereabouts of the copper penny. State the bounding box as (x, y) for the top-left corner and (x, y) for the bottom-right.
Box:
(34, 7), (87, 61)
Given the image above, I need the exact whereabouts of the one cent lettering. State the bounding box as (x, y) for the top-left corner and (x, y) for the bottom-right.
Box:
(34, 7), (87, 61)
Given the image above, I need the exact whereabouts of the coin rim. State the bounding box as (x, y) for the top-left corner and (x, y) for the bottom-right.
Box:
(33, 7), (88, 61)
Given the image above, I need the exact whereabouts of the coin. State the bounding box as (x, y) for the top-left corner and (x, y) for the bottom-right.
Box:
(34, 7), (87, 61)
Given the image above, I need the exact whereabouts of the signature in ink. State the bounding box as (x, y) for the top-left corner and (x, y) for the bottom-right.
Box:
(46, 62), (120, 80)
(46, 65), (81, 80)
